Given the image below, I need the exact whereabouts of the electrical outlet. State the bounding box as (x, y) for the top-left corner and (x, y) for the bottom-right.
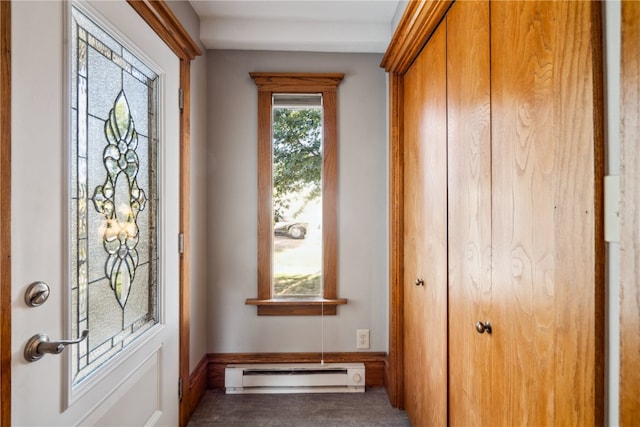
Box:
(356, 329), (370, 349)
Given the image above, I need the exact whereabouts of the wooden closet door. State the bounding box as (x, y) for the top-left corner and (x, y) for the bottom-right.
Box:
(490, 1), (603, 425)
(402, 20), (448, 427)
(446, 2), (491, 426)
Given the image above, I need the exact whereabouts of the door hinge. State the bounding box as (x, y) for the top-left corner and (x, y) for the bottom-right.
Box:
(178, 377), (183, 401)
(604, 175), (620, 243)
(179, 232), (184, 254)
(179, 88), (184, 111)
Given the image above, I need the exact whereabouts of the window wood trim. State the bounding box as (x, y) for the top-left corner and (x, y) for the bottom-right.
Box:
(247, 72), (346, 316)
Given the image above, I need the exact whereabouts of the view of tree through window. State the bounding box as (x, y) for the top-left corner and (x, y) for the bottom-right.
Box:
(272, 94), (323, 297)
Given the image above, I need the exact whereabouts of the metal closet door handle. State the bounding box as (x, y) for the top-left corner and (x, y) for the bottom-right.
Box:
(475, 321), (492, 334)
(415, 278), (424, 286)
(24, 330), (89, 362)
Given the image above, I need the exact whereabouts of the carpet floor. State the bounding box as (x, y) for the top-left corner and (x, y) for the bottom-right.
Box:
(187, 387), (411, 426)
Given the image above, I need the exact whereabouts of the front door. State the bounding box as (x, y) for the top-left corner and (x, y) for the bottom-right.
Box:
(11, 1), (180, 425)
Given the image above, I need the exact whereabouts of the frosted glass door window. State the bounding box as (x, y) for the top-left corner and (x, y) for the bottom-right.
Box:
(70, 6), (159, 386)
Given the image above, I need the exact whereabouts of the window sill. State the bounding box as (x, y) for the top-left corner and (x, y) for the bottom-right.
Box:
(245, 298), (348, 316)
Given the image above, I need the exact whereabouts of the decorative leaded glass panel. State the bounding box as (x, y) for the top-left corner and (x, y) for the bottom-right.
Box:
(70, 6), (159, 386)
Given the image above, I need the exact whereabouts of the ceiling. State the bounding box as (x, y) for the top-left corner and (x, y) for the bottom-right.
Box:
(188, 0), (402, 53)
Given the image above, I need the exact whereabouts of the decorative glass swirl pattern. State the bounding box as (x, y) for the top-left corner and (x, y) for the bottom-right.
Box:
(92, 92), (147, 308)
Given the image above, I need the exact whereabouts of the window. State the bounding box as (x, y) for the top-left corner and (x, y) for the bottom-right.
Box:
(70, 6), (159, 385)
(246, 73), (346, 315)
(271, 93), (323, 297)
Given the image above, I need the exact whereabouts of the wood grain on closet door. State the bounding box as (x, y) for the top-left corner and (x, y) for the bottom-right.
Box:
(446, 1), (491, 426)
(402, 19), (448, 427)
(621, 0), (640, 424)
(490, 1), (604, 425)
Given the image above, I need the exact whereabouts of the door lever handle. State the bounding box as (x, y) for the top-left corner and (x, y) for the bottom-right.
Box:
(24, 330), (89, 362)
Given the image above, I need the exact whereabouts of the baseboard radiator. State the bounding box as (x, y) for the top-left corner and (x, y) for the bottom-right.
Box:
(225, 362), (365, 394)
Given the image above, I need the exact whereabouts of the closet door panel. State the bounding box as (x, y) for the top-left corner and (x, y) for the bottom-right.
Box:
(490, 1), (603, 425)
(403, 20), (448, 427)
(446, 2), (491, 426)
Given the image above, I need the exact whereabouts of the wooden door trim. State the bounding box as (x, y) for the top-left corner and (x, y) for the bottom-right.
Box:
(621, 1), (640, 424)
(380, 0), (453, 74)
(381, 0), (451, 409)
(592, 4), (606, 423)
(0, 2), (10, 426)
(126, 0), (202, 61)
(385, 72), (404, 409)
(178, 58), (193, 427)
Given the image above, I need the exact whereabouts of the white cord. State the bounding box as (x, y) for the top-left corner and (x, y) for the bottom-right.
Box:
(320, 299), (325, 366)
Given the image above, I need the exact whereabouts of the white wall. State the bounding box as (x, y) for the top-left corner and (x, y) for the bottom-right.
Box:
(391, 1), (409, 33)
(206, 50), (388, 353)
(188, 54), (209, 370)
(166, 1), (209, 373)
(604, 1), (621, 425)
